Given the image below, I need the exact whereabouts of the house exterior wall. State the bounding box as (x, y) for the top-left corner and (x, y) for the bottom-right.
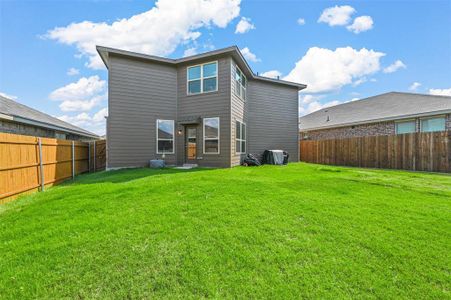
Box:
(176, 56), (232, 168)
(106, 53), (300, 168)
(107, 54), (178, 168)
(0, 119), (91, 140)
(301, 113), (451, 140)
(247, 80), (300, 162)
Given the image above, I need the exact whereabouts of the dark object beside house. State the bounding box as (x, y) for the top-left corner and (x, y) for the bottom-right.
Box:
(242, 154), (261, 166)
(262, 150), (289, 165)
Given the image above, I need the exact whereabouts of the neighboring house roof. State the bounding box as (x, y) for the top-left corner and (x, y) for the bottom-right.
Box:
(96, 45), (307, 90)
(0, 95), (99, 138)
(299, 92), (451, 131)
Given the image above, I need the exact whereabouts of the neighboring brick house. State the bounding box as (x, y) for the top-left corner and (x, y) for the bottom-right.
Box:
(0, 95), (99, 140)
(299, 92), (451, 140)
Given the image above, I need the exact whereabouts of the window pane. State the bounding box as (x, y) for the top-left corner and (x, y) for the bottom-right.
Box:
(241, 140), (246, 153)
(158, 120), (174, 139)
(241, 86), (246, 100)
(236, 140), (241, 153)
(203, 77), (217, 92)
(235, 68), (241, 81)
(203, 62), (217, 77)
(241, 75), (246, 87)
(396, 121), (415, 134)
(188, 66), (201, 80)
(421, 117), (446, 132)
(235, 80), (241, 97)
(205, 140), (219, 153)
(188, 80), (201, 94)
(236, 121), (241, 140)
(158, 140), (173, 153)
(242, 123), (246, 139)
(204, 118), (219, 138)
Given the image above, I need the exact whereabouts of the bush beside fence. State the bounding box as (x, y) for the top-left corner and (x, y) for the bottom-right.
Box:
(0, 132), (106, 203)
(300, 131), (450, 173)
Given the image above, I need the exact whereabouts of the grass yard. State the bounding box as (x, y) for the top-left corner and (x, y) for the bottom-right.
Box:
(1, 163), (450, 299)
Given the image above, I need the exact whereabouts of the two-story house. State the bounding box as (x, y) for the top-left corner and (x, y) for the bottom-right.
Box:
(97, 46), (306, 168)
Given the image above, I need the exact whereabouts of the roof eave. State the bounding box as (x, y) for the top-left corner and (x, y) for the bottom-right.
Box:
(300, 109), (451, 131)
(95, 45), (308, 90)
(3, 114), (99, 138)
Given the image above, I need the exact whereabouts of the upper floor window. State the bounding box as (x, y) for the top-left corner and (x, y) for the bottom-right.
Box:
(235, 66), (246, 100)
(235, 121), (246, 154)
(420, 116), (446, 132)
(203, 117), (220, 154)
(396, 120), (416, 134)
(156, 119), (174, 154)
(187, 62), (218, 95)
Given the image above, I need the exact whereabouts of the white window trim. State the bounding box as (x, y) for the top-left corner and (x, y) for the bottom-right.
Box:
(187, 61), (218, 95)
(156, 119), (175, 154)
(395, 119), (416, 134)
(203, 117), (220, 154)
(235, 120), (246, 154)
(419, 115), (446, 132)
(234, 65), (246, 101)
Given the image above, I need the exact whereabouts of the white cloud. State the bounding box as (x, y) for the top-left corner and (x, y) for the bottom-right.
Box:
(347, 16), (373, 33)
(57, 107), (108, 135)
(260, 70), (282, 79)
(45, 0), (241, 69)
(49, 76), (106, 112)
(284, 46), (385, 93)
(240, 47), (260, 62)
(409, 82), (421, 91)
(383, 60), (406, 73)
(297, 18), (306, 25)
(67, 67), (80, 76)
(235, 16), (255, 34)
(183, 47), (197, 57)
(318, 5), (355, 26)
(0, 91), (18, 100)
(429, 88), (451, 96)
(352, 77), (367, 86)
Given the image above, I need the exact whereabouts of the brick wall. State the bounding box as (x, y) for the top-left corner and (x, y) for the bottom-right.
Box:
(0, 119), (89, 141)
(301, 114), (450, 141)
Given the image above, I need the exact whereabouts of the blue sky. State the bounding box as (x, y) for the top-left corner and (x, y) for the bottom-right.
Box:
(1, 0), (450, 135)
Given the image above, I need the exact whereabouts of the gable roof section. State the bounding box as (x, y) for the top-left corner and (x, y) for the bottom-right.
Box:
(299, 92), (451, 131)
(0, 95), (99, 138)
(96, 45), (307, 90)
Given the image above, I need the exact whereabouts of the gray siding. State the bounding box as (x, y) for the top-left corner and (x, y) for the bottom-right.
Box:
(108, 54), (177, 168)
(106, 52), (301, 168)
(176, 56), (232, 168)
(247, 80), (299, 162)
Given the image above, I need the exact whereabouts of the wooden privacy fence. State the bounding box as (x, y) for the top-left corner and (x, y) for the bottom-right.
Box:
(300, 131), (450, 173)
(0, 132), (106, 203)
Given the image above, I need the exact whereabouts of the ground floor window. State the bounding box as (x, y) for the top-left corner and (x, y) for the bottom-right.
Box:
(203, 117), (219, 154)
(420, 117), (446, 132)
(156, 119), (174, 154)
(235, 120), (246, 154)
(396, 120), (416, 134)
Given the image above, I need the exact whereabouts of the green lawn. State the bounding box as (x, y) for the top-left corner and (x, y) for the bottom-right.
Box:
(1, 163), (450, 299)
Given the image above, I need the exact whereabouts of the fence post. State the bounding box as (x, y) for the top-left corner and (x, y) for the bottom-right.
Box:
(38, 138), (45, 191)
(72, 141), (75, 179)
(93, 141), (96, 172)
(88, 142), (91, 173)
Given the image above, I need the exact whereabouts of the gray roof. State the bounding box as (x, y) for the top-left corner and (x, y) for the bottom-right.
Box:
(299, 92), (451, 131)
(0, 95), (98, 138)
(96, 45), (307, 90)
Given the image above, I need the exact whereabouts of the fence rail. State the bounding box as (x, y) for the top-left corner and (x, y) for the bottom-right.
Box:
(300, 131), (450, 173)
(0, 132), (106, 203)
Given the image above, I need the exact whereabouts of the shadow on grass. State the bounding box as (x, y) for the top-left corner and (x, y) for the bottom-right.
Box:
(69, 167), (211, 185)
